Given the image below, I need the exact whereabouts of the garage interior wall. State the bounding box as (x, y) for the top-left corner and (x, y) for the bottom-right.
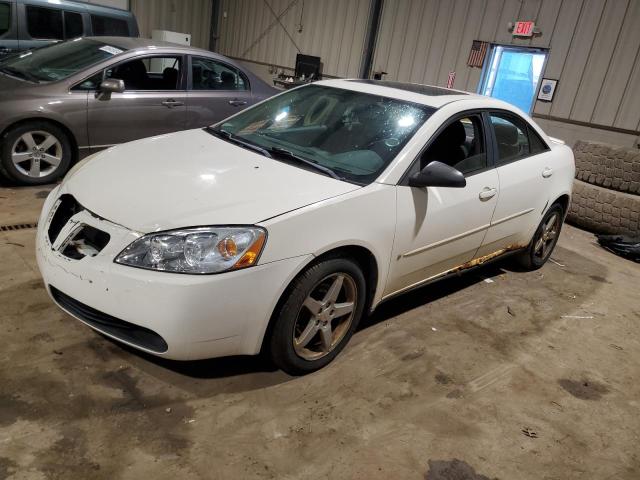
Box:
(215, 0), (640, 148)
(216, 0), (373, 79)
(130, 0), (213, 49)
(371, 0), (640, 147)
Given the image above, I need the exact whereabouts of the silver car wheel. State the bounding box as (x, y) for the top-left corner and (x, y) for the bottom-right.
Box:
(533, 212), (560, 260)
(293, 273), (357, 361)
(11, 131), (63, 178)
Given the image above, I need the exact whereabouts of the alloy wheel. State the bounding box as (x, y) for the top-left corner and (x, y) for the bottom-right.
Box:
(293, 273), (358, 361)
(11, 131), (63, 178)
(533, 212), (560, 260)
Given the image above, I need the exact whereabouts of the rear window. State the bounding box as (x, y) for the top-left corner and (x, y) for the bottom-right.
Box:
(91, 15), (129, 36)
(0, 2), (10, 36)
(27, 6), (63, 40)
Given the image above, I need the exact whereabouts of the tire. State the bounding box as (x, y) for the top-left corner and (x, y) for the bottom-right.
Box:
(573, 140), (640, 195)
(269, 257), (367, 375)
(567, 179), (640, 236)
(0, 122), (73, 186)
(515, 203), (565, 270)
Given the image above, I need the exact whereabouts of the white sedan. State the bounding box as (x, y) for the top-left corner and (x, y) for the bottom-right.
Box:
(36, 80), (575, 374)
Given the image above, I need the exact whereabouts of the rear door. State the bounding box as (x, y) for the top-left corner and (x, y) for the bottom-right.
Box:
(186, 55), (253, 128)
(0, 1), (18, 57)
(476, 111), (552, 257)
(86, 54), (188, 148)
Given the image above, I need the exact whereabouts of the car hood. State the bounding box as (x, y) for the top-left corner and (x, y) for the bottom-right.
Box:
(63, 129), (360, 233)
(0, 73), (39, 96)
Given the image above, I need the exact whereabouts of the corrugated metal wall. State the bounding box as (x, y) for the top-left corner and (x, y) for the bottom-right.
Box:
(372, 0), (640, 135)
(130, 0), (213, 49)
(211, 0), (639, 145)
(216, 0), (373, 78)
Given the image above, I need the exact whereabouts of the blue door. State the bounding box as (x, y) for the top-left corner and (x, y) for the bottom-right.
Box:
(479, 46), (547, 114)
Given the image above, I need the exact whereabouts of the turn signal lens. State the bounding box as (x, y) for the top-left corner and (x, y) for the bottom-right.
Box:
(217, 236), (238, 259)
(233, 231), (266, 269)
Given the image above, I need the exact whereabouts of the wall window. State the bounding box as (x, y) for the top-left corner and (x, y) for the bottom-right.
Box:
(191, 57), (248, 91)
(91, 15), (129, 36)
(489, 113), (531, 165)
(26, 6), (63, 40)
(421, 115), (487, 175)
(64, 11), (83, 39)
(0, 2), (10, 37)
(106, 56), (181, 90)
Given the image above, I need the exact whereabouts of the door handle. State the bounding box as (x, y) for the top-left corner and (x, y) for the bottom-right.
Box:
(542, 167), (554, 178)
(479, 187), (497, 201)
(161, 99), (184, 108)
(228, 99), (247, 106)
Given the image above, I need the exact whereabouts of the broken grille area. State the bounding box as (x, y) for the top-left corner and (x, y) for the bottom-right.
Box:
(61, 224), (111, 260)
(48, 194), (84, 244)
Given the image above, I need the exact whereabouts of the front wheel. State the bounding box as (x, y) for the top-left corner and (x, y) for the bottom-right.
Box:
(269, 257), (367, 375)
(0, 122), (73, 185)
(515, 203), (564, 270)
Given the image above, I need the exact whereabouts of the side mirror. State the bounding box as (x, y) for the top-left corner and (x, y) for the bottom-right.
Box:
(408, 160), (466, 188)
(96, 78), (125, 100)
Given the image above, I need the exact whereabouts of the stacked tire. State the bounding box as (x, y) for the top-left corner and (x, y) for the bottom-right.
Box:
(567, 140), (640, 236)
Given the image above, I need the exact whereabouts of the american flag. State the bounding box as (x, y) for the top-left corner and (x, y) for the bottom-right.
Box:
(468, 40), (488, 68)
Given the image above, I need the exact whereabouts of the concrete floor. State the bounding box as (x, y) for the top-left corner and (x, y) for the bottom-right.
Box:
(1, 185), (639, 480)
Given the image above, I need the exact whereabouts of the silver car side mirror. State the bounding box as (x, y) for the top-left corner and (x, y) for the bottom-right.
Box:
(96, 79), (125, 100)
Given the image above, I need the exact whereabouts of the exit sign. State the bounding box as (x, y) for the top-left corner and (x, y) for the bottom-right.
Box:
(513, 21), (535, 37)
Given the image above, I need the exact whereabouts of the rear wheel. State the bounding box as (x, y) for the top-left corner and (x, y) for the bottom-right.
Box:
(515, 203), (564, 270)
(269, 257), (366, 375)
(0, 122), (72, 185)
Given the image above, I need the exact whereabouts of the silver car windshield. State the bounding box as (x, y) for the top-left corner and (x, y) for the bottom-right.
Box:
(0, 38), (128, 83)
(215, 85), (435, 184)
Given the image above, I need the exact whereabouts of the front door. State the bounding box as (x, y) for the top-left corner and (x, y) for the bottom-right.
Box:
(87, 55), (187, 148)
(186, 56), (253, 128)
(385, 113), (499, 297)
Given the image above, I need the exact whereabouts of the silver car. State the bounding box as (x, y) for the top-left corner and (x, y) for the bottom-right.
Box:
(0, 37), (277, 185)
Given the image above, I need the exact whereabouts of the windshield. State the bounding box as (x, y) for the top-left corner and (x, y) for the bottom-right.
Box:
(214, 85), (435, 184)
(0, 39), (127, 83)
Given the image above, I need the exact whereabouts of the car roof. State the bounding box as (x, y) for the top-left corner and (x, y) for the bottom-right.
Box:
(85, 36), (209, 54)
(315, 78), (499, 109)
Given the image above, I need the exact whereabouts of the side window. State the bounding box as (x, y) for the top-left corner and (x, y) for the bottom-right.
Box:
(26, 6), (63, 40)
(0, 2), (10, 37)
(528, 126), (549, 155)
(191, 57), (248, 91)
(91, 15), (129, 36)
(420, 114), (487, 175)
(64, 11), (83, 39)
(72, 71), (104, 91)
(105, 56), (181, 91)
(490, 113), (530, 165)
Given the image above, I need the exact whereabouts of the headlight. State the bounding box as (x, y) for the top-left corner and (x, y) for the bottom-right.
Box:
(114, 226), (266, 274)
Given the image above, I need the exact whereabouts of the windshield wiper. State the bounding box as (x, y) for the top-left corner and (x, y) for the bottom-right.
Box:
(205, 127), (272, 158)
(266, 147), (342, 180)
(0, 66), (40, 83)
